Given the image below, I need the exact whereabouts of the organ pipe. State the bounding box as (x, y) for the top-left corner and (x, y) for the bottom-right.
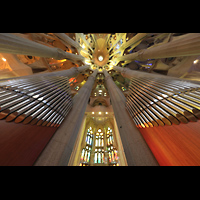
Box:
(126, 76), (200, 128)
(0, 74), (72, 127)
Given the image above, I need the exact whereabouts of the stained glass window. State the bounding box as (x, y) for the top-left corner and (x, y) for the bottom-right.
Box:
(80, 125), (119, 166)
(106, 127), (119, 166)
(80, 126), (94, 166)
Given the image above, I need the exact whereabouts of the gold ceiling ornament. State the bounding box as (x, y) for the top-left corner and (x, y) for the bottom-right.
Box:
(92, 37), (109, 68)
(126, 76), (200, 128)
(0, 75), (72, 127)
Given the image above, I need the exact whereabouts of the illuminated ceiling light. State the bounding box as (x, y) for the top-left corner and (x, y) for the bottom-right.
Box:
(99, 112), (101, 115)
(194, 59), (199, 64)
(85, 59), (91, 65)
(122, 86), (126, 91)
(106, 112), (108, 114)
(58, 59), (66, 62)
(99, 90), (102, 93)
(75, 86), (79, 90)
(80, 80), (86, 85)
(2, 58), (6, 62)
(98, 55), (104, 62)
(110, 60), (115, 65)
(92, 112), (94, 114)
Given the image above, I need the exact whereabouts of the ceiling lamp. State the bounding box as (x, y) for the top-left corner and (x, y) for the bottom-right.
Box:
(98, 55), (104, 62)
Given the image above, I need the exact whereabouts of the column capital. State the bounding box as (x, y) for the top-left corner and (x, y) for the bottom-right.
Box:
(137, 49), (146, 61)
(55, 48), (69, 60)
(120, 67), (131, 77)
(103, 69), (112, 81)
(76, 65), (90, 73)
(113, 66), (131, 77)
(89, 69), (98, 79)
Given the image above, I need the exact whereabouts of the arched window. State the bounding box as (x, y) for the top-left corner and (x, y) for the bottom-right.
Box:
(94, 128), (105, 164)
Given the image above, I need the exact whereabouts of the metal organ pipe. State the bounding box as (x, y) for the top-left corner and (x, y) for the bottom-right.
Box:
(126, 76), (200, 128)
(0, 74), (72, 127)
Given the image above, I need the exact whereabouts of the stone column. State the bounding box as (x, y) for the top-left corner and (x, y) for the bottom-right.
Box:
(34, 69), (98, 166)
(123, 33), (147, 52)
(0, 33), (85, 63)
(113, 65), (197, 82)
(0, 65), (90, 81)
(41, 64), (90, 78)
(67, 114), (87, 166)
(108, 33), (125, 52)
(113, 65), (200, 87)
(117, 33), (200, 62)
(113, 33), (147, 56)
(54, 33), (89, 55)
(103, 69), (159, 166)
(75, 33), (94, 53)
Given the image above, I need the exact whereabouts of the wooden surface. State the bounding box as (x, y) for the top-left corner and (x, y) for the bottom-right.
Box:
(0, 120), (57, 166)
(1, 116), (200, 166)
(139, 120), (200, 166)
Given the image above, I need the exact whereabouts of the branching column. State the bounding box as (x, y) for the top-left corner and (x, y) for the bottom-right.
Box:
(103, 69), (159, 166)
(34, 69), (98, 166)
(54, 33), (90, 55)
(110, 33), (147, 57)
(0, 65), (90, 81)
(0, 33), (85, 63)
(117, 33), (200, 62)
(113, 65), (179, 80)
(34, 64), (90, 78)
(75, 33), (94, 53)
